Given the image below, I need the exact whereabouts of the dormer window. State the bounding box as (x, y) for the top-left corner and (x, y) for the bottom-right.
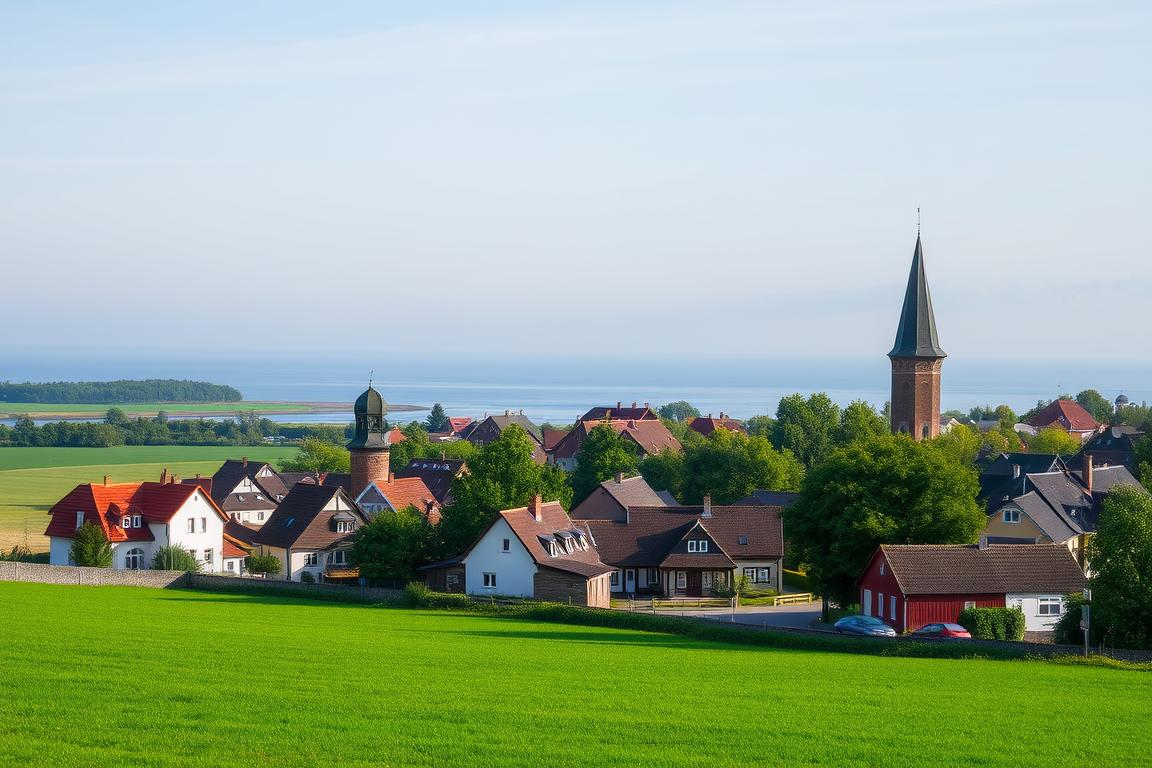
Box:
(688, 540), (708, 553)
(237, 495), (246, 502)
(123, 516), (132, 529)
(698, 540), (708, 553)
(548, 542), (559, 557)
(133, 515), (142, 528)
(738, 535), (748, 545)
(335, 520), (354, 533)
(1003, 509), (1021, 524)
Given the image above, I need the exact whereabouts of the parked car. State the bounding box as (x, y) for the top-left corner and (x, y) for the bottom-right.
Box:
(908, 623), (971, 640)
(833, 615), (897, 637)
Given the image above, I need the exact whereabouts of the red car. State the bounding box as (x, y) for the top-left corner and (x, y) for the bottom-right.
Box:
(909, 623), (972, 640)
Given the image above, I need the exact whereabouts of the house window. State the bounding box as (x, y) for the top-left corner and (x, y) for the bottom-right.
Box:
(744, 567), (757, 581)
(879, 562), (885, 576)
(548, 542), (558, 557)
(964, 600), (976, 610)
(878, 593), (885, 616)
(1003, 509), (1021, 524)
(187, 519), (195, 534)
(698, 541), (708, 553)
(331, 550), (347, 565)
(1038, 598), (1062, 616)
(610, 571), (620, 587)
(676, 571), (687, 589)
(335, 520), (354, 533)
(702, 572), (713, 590)
(738, 535), (748, 545)
(688, 541), (698, 553)
(483, 572), (497, 589)
(203, 549), (213, 564)
(304, 553), (318, 566)
(200, 517), (207, 533)
(648, 568), (660, 584)
(124, 548), (145, 570)
(132, 515), (142, 528)
(225, 560), (235, 572)
(123, 516), (132, 529)
(76, 511), (85, 530)
(757, 568), (771, 583)
(257, 511), (265, 522)
(889, 595), (897, 621)
(502, 538), (511, 552)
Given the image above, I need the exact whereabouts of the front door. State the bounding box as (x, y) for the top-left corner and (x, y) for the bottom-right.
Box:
(687, 570), (701, 596)
(624, 568), (636, 593)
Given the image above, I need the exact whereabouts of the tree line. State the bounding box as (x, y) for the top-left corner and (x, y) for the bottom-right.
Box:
(0, 379), (242, 404)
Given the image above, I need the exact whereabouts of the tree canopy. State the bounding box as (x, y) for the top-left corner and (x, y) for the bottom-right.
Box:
(1086, 486), (1152, 649)
(1075, 389), (1115, 424)
(279, 438), (351, 474)
(1026, 426), (1082, 456)
(386, 423), (476, 469)
(0, 379), (241, 403)
(834, 400), (889, 446)
(351, 506), (435, 583)
(424, 403), (450, 432)
(437, 425), (571, 556)
(657, 401), (700, 422)
(70, 523), (113, 567)
(568, 424), (639, 504)
(772, 393), (841, 470)
(785, 433), (985, 608)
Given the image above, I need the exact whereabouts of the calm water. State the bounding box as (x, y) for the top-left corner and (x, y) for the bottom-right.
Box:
(2, 353), (1149, 426)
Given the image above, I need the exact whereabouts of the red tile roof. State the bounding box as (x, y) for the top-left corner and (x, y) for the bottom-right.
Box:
(873, 544), (1086, 595)
(689, 415), (747, 437)
(222, 539), (248, 558)
(448, 417), (473, 435)
(44, 482), (225, 541)
(584, 506), (784, 567)
(478, 499), (614, 578)
(551, 419), (681, 460)
(1026, 399), (1100, 433)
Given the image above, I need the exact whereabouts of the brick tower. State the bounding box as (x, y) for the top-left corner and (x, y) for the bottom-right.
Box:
(348, 385), (391, 496)
(888, 234), (945, 440)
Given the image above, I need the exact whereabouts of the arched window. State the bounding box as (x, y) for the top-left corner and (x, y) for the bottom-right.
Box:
(124, 548), (145, 570)
(921, 423), (931, 439)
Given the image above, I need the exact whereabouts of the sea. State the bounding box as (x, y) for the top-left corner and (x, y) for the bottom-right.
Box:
(2, 352), (1150, 426)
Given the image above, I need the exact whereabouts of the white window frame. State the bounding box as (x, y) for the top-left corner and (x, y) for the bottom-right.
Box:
(124, 548), (145, 570)
(257, 510), (265, 522)
(483, 572), (497, 589)
(964, 600), (976, 610)
(610, 570), (620, 587)
(304, 553), (318, 567)
(123, 516), (132, 529)
(648, 568), (660, 584)
(132, 515), (142, 528)
(1038, 597), (1062, 616)
(699, 541), (709, 553)
(879, 561), (885, 576)
(187, 519), (195, 534)
(890, 595), (897, 621)
(676, 571), (687, 589)
(702, 572), (713, 590)
(203, 549), (213, 564)
(688, 541), (698, 553)
(757, 567), (771, 583)
(1003, 509), (1021, 524)
(200, 517), (207, 533)
(878, 592), (885, 617)
(744, 567), (756, 581)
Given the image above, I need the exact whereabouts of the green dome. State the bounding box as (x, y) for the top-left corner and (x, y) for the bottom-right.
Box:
(354, 386), (386, 417)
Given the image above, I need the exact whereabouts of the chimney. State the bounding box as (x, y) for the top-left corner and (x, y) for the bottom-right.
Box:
(504, 409), (510, 417)
(632, 401), (637, 409)
(978, 535), (989, 550)
(159, 468), (168, 484)
(388, 471), (395, 484)
(241, 456), (248, 467)
(614, 471), (624, 484)
(529, 494), (543, 522)
(702, 495), (713, 518)
(1011, 464), (1021, 479)
(627, 419), (637, 429)
(617, 401), (622, 410)
(103, 475), (109, 486)
(171, 474), (180, 484)
(1084, 453), (1093, 494)
(195, 473), (201, 479)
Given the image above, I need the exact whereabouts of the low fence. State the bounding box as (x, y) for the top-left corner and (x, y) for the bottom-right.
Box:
(189, 573), (404, 603)
(0, 561), (190, 588)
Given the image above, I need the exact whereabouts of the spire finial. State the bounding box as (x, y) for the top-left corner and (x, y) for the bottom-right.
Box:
(368, 369), (374, 388)
(916, 207), (921, 236)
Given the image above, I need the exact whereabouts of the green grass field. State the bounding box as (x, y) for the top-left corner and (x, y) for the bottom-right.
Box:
(0, 583), (1148, 767)
(0, 401), (322, 418)
(0, 446), (294, 551)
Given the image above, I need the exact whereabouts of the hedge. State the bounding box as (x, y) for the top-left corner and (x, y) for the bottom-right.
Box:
(958, 607), (1026, 640)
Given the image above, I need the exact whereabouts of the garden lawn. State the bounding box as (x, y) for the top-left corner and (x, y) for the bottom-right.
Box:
(1, 583), (1150, 768)
(0, 446), (293, 551)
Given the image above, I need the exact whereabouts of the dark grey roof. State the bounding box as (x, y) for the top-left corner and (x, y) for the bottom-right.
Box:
(209, 459), (287, 506)
(600, 475), (669, 508)
(733, 490), (801, 508)
(888, 235), (946, 359)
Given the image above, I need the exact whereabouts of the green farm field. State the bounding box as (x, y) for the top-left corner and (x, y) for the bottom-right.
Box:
(0, 583), (1149, 768)
(0, 446), (294, 551)
(0, 401), (327, 418)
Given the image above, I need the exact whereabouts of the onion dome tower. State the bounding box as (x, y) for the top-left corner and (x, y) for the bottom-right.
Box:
(888, 233), (946, 440)
(348, 385), (392, 496)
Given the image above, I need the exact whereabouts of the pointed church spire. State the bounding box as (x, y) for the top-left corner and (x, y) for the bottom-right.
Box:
(888, 234), (945, 359)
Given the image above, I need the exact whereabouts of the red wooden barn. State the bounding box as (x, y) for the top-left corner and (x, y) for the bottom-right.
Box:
(857, 543), (1085, 633)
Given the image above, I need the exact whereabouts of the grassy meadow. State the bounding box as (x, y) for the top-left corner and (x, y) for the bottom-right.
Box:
(1, 583), (1150, 768)
(0, 446), (294, 551)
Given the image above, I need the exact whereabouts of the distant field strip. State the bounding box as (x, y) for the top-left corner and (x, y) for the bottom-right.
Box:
(0, 401), (323, 418)
(1, 583), (1150, 768)
(0, 446), (293, 551)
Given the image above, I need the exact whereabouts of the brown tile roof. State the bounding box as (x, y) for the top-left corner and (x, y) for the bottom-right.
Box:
(1026, 399), (1100, 433)
(688, 415), (747, 437)
(252, 484), (368, 551)
(551, 419), (681, 460)
(876, 544), (1086, 595)
(584, 506), (784, 567)
(660, 521), (736, 568)
(209, 459), (289, 506)
(600, 475), (669, 509)
(486, 499), (614, 577)
(581, 404), (658, 422)
(542, 426), (570, 452)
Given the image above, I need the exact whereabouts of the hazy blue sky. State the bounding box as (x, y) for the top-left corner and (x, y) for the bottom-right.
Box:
(2, 1), (1149, 360)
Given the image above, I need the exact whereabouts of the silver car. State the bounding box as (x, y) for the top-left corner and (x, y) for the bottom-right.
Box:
(834, 615), (897, 637)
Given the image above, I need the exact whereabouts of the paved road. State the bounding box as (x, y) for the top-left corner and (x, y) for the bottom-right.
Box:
(635, 602), (822, 630)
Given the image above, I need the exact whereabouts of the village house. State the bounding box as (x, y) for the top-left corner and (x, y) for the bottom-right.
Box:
(857, 542), (1087, 633)
(46, 477), (229, 572)
(465, 410), (547, 464)
(1025, 399), (1102, 442)
(580, 402), (659, 422)
(577, 499), (785, 596)
(688, 413), (746, 437)
(443, 495), (613, 607)
(251, 483), (370, 582)
(568, 473), (674, 520)
(190, 458), (288, 528)
(1070, 426), (1146, 474)
(355, 478), (441, 523)
(979, 453), (1146, 567)
(548, 418), (681, 472)
(393, 457), (466, 505)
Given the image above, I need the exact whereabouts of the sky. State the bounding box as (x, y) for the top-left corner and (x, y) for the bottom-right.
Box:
(1, 1), (1149, 361)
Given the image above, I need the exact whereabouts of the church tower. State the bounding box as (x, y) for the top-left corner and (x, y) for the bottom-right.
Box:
(348, 385), (392, 496)
(888, 233), (945, 440)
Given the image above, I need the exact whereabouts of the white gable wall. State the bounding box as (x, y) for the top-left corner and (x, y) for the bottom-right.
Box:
(1006, 593), (1069, 632)
(464, 517), (536, 597)
(165, 490), (226, 572)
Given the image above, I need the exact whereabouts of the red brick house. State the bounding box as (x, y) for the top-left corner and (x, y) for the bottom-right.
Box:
(688, 413), (746, 437)
(549, 418), (681, 472)
(1026, 399), (1101, 442)
(857, 543), (1086, 633)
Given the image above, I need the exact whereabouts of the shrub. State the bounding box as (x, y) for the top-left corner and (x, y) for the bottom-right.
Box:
(299, 571), (316, 584)
(70, 523), (113, 567)
(151, 546), (201, 572)
(246, 554), (282, 576)
(958, 607), (1026, 640)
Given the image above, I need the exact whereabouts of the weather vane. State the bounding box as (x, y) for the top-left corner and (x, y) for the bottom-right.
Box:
(917, 207), (921, 236)
(368, 369), (374, 388)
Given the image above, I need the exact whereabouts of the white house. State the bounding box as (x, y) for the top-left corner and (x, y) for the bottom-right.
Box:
(456, 495), (613, 608)
(252, 483), (370, 582)
(46, 479), (229, 572)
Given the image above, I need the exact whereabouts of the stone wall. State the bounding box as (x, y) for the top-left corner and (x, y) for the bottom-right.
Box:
(0, 561), (190, 588)
(190, 573), (403, 603)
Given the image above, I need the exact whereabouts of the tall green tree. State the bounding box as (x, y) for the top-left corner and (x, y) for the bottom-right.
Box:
(1134, 434), (1152, 484)
(772, 393), (841, 469)
(932, 423), (981, 466)
(785, 433), (985, 612)
(744, 414), (775, 438)
(438, 425), (571, 555)
(638, 449), (686, 502)
(835, 400), (889, 445)
(1076, 389), (1115, 424)
(279, 438), (351, 473)
(680, 430), (805, 505)
(1086, 486), (1152, 649)
(657, 401), (700, 422)
(351, 506), (434, 583)
(70, 523), (113, 567)
(569, 424), (639, 504)
(425, 403), (450, 432)
(1027, 426), (1082, 456)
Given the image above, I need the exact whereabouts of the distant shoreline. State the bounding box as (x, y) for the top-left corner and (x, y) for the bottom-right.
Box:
(0, 401), (427, 421)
